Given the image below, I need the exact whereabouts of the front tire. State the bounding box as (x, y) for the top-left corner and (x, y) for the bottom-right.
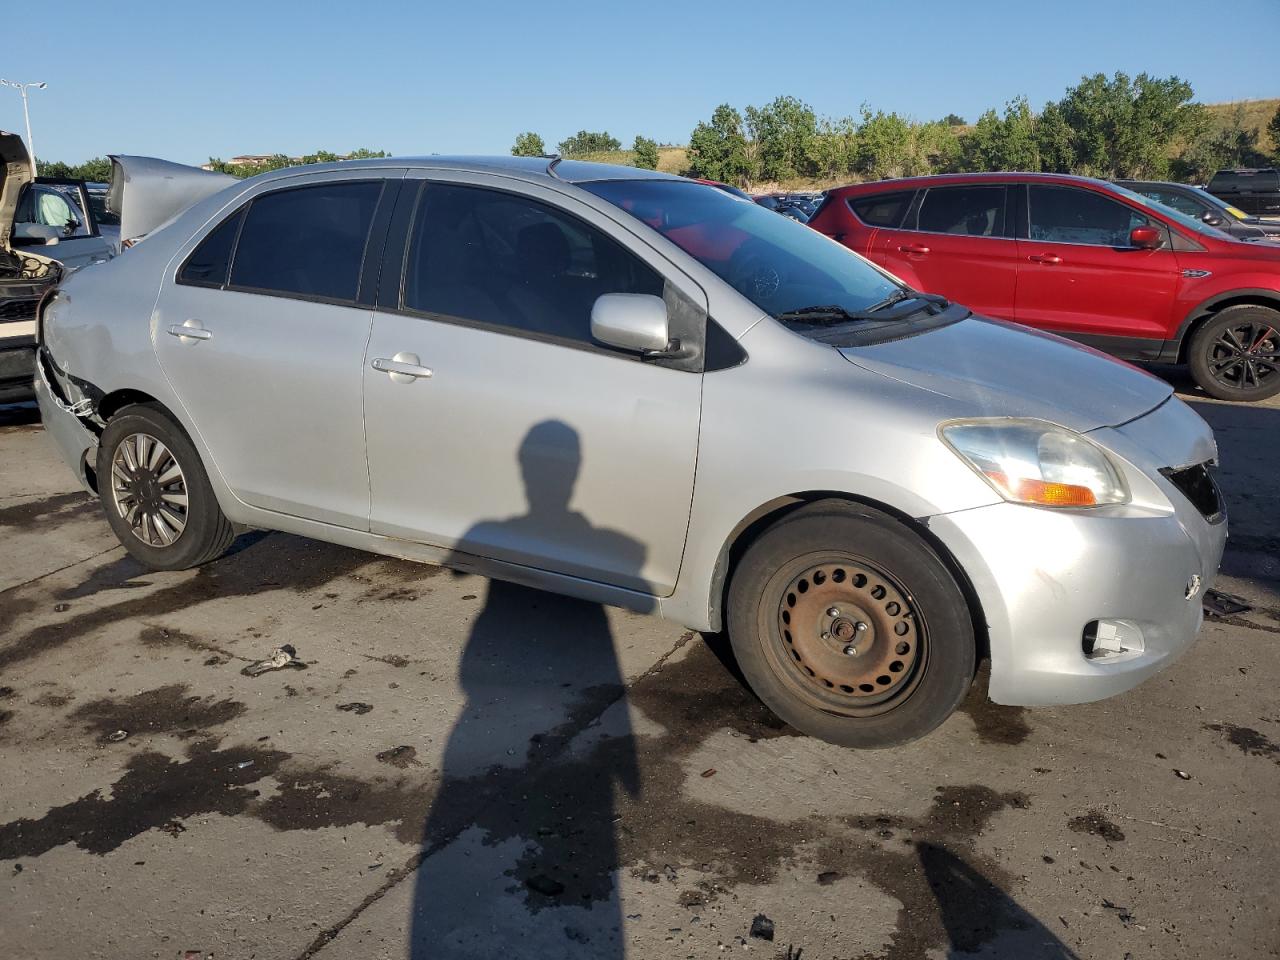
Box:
(726, 501), (975, 748)
(1188, 305), (1280, 402)
(96, 403), (235, 570)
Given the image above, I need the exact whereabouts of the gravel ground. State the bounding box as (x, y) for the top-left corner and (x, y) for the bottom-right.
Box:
(0, 374), (1277, 960)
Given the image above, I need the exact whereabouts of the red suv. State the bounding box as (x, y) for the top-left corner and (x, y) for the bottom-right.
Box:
(808, 173), (1280, 401)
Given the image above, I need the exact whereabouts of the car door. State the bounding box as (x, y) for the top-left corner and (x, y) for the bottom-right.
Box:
(869, 185), (1018, 319)
(152, 172), (398, 529)
(363, 175), (703, 596)
(1014, 184), (1181, 344)
(13, 183), (112, 270)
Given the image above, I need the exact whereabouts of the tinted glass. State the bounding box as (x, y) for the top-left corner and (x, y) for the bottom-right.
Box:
(585, 179), (899, 318)
(404, 183), (663, 344)
(1028, 186), (1153, 247)
(179, 209), (243, 286)
(229, 181), (382, 301)
(1142, 188), (1202, 218)
(849, 191), (914, 228)
(916, 186), (1005, 237)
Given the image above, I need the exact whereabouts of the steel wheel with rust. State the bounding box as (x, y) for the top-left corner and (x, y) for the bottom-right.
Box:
(727, 501), (974, 748)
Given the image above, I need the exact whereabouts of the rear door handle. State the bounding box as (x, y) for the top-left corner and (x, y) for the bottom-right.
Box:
(1028, 253), (1063, 265)
(167, 320), (212, 341)
(372, 352), (433, 383)
(898, 243), (931, 254)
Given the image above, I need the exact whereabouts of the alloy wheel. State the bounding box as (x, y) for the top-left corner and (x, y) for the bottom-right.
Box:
(1207, 319), (1279, 392)
(109, 432), (190, 547)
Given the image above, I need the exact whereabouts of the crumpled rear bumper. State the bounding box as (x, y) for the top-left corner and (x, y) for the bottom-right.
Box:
(34, 349), (98, 493)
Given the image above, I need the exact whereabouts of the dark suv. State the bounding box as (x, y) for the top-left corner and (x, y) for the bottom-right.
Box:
(1117, 180), (1280, 242)
(1206, 168), (1280, 217)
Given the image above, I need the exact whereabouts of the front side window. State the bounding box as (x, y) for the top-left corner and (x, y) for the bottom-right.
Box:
(916, 186), (1006, 237)
(849, 191), (915, 228)
(584, 179), (899, 318)
(1028, 186), (1154, 247)
(16, 186), (90, 238)
(229, 180), (382, 301)
(403, 183), (663, 344)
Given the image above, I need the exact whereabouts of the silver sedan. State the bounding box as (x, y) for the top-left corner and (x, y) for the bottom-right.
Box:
(35, 156), (1227, 747)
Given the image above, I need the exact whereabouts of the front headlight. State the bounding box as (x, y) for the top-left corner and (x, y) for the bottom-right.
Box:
(940, 419), (1129, 508)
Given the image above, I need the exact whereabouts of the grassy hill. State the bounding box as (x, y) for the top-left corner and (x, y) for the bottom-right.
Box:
(1204, 97), (1279, 154)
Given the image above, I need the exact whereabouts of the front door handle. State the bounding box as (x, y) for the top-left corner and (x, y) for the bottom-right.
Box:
(1028, 253), (1063, 265)
(898, 243), (931, 254)
(372, 352), (433, 383)
(167, 320), (212, 342)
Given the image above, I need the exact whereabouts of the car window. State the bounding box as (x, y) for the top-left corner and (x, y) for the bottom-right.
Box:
(1208, 172), (1240, 191)
(848, 191), (914, 228)
(1144, 189), (1202, 219)
(228, 180), (382, 302)
(403, 183), (664, 345)
(178, 209), (245, 287)
(1028, 185), (1153, 247)
(916, 186), (1006, 237)
(17, 186), (91, 238)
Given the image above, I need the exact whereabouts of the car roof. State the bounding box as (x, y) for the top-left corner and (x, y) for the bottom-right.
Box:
(827, 171), (1118, 195)
(239, 155), (684, 188)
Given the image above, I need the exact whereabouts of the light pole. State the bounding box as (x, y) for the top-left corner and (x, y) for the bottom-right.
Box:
(0, 79), (47, 174)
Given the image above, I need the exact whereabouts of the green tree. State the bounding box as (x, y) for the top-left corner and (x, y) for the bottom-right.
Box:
(811, 116), (858, 180)
(745, 95), (820, 181)
(855, 108), (913, 179)
(511, 132), (545, 157)
(557, 130), (620, 156)
(632, 135), (659, 170)
(910, 120), (962, 175)
(960, 98), (1040, 172)
(687, 104), (751, 185)
(942, 113), (966, 127)
(1034, 101), (1075, 173)
(1269, 105), (1280, 163)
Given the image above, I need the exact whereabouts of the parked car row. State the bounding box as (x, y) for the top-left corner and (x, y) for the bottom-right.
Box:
(808, 172), (1280, 401)
(31, 152), (1229, 748)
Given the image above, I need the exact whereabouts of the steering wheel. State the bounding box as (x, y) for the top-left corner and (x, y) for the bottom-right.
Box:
(727, 241), (786, 304)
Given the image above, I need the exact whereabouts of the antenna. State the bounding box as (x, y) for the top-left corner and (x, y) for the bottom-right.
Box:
(545, 154), (564, 179)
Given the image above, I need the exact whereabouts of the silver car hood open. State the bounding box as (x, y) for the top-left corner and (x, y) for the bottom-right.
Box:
(0, 130), (33, 255)
(108, 155), (236, 243)
(839, 315), (1173, 433)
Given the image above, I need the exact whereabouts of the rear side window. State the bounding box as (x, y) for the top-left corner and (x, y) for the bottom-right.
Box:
(402, 183), (663, 345)
(229, 181), (382, 301)
(179, 209), (243, 287)
(1211, 170), (1279, 191)
(848, 191), (914, 228)
(916, 186), (1006, 237)
(1028, 185), (1153, 247)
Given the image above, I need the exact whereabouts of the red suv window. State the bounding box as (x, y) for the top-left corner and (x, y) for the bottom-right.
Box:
(848, 191), (915, 228)
(916, 186), (1007, 237)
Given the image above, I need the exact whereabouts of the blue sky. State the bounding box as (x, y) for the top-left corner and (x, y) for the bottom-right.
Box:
(4, 0), (1277, 165)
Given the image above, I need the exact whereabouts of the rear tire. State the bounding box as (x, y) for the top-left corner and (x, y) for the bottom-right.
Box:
(726, 500), (975, 748)
(96, 403), (235, 570)
(1188, 305), (1280, 402)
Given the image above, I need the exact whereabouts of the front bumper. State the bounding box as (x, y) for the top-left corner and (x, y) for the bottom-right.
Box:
(928, 398), (1227, 706)
(0, 338), (36, 402)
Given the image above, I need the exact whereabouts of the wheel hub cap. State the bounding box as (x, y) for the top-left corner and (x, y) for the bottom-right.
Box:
(110, 432), (189, 547)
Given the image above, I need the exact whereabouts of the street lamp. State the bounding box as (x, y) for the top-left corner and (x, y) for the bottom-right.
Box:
(0, 79), (48, 174)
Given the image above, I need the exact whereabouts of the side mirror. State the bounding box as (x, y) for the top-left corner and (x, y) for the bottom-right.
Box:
(591, 293), (671, 354)
(1202, 212), (1224, 226)
(12, 222), (61, 245)
(1129, 225), (1162, 250)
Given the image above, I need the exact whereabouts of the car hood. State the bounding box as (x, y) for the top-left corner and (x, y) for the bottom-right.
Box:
(108, 155), (236, 243)
(838, 315), (1172, 433)
(0, 130), (33, 255)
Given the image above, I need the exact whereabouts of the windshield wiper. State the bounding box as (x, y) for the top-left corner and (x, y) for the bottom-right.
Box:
(776, 292), (951, 327)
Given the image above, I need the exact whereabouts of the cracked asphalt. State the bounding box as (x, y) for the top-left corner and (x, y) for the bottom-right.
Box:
(1, 375), (1278, 960)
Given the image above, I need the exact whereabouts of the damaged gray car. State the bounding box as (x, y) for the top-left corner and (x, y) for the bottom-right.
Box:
(35, 156), (1228, 747)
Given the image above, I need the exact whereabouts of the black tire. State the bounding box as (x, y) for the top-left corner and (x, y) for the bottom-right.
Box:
(96, 402), (235, 570)
(726, 500), (975, 748)
(1187, 304), (1280, 402)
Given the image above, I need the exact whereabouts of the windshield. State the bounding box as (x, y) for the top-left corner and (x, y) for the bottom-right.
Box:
(582, 179), (900, 317)
(1110, 182), (1234, 240)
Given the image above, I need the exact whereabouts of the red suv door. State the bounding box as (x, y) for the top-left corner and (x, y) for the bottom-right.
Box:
(1014, 184), (1181, 345)
(869, 184), (1019, 319)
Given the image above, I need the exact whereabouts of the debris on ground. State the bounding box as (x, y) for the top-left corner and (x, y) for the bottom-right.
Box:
(750, 914), (775, 941)
(106, 729), (129, 743)
(1174, 769), (1192, 780)
(525, 874), (565, 897)
(337, 702), (373, 715)
(241, 645), (307, 677)
(817, 871), (841, 885)
(1203, 589), (1252, 619)
(161, 821), (187, 838)
(375, 745), (418, 767)
(53, 603), (70, 612)
(700, 768), (717, 778)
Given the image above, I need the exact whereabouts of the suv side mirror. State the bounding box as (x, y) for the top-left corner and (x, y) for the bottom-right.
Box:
(1129, 225), (1163, 250)
(591, 293), (671, 354)
(1202, 212), (1224, 226)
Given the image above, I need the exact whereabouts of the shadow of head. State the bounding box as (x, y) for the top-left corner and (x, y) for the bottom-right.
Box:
(520, 419), (581, 515)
